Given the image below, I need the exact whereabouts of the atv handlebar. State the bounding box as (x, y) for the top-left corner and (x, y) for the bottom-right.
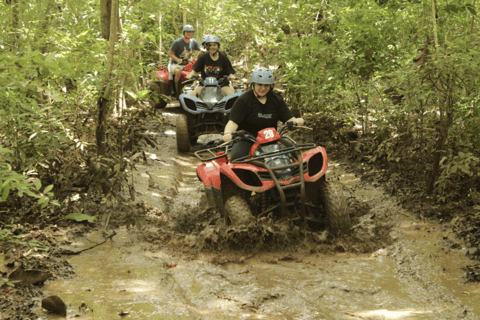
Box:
(182, 75), (200, 85)
(231, 130), (257, 143)
(278, 122), (312, 135)
(194, 125), (314, 163)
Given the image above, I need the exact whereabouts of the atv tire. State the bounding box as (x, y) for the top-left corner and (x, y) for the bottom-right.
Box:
(224, 195), (253, 225)
(176, 113), (190, 152)
(319, 179), (351, 236)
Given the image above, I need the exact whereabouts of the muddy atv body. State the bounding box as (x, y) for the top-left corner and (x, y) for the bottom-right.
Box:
(195, 125), (352, 236)
(146, 61), (195, 109)
(176, 76), (243, 152)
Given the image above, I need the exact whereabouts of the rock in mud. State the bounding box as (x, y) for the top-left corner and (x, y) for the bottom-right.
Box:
(8, 267), (51, 286)
(42, 295), (67, 316)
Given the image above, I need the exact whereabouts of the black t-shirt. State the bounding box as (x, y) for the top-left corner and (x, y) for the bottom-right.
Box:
(229, 90), (294, 137)
(192, 52), (235, 80)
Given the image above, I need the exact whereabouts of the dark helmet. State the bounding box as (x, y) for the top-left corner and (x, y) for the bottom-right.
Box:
(251, 67), (274, 85)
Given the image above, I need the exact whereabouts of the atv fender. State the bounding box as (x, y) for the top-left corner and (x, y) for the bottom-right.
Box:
(301, 146), (329, 182)
(178, 91), (243, 115)
(179, 94), (205, 114)
(216, 91), (243, 110)
(196, 160), (224, 189)
(204, 185), (223, 210)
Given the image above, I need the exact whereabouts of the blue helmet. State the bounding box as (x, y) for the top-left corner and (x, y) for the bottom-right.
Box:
(183, 24), (194, 32)
(205, 35), (220, 46)
(204, 77), (219, 87)
(251, 67), (274, 85)
(201, 34), (211, 46)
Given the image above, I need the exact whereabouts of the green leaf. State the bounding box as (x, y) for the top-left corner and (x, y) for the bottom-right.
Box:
(460, 166), (470, 174)
(59, 212), (96, 223)
(34, 179), (41, 191)
(136, 90), (152, 101)
(2, 186), (11, 201)
(125, 90), (137, 100)
(43, 185), (53, 194)
(130, 152), (143, 161)
(0, 148), (13, 154)
(466, 4), (477, 16)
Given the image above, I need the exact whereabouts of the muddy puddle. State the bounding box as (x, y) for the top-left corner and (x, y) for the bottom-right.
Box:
(39, 113), (480, 319)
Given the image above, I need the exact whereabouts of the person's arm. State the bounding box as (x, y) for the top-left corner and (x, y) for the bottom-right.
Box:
(169, 50), (181, 64)
(186, 70), (198, 80)
(223, 120), (239, 142)
(187, 55), (203, 79)
(286, 117), (304, 125)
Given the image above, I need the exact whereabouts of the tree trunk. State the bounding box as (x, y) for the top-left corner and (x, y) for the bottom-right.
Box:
(158, 13), (163, 62)
(195, 4), (199, 37)
(100, 0), (112, 40)
(172, 10), (179, 38)
(426, 91), (454, 195)
(431, 0), (438, 51)
(35, 0), (54, 54)
(7, 0), (19, 50)
(97, 0), (119, 156)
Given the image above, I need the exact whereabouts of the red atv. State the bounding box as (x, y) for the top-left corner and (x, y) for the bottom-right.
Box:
(195, 123), (351, 236)
(146, 59), (196, 109)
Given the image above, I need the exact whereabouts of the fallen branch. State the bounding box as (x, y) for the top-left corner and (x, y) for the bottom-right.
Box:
(61, 231), (117, 255)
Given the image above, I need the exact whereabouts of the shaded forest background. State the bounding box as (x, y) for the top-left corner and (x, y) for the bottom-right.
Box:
(1, 0), (479, 229)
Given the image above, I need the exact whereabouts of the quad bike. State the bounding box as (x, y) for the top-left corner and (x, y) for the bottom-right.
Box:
(175, 76), (244, 152)
(146, 59), (196, 109)
(194, 123), (351, 236)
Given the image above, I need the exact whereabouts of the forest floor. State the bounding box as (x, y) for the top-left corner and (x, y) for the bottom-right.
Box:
(1, 101), (480, 319)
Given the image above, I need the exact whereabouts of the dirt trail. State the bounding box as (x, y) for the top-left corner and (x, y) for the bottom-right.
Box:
(39, 112), (480, 319)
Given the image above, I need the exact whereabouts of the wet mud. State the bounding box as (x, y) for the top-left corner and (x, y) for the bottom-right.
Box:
(3, 109), (479, 319)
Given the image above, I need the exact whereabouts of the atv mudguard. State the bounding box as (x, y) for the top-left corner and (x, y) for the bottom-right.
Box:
(178, 91), (243, 115)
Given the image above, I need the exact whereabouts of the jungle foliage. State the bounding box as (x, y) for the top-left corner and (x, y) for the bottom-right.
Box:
(0, 0), (479, 223)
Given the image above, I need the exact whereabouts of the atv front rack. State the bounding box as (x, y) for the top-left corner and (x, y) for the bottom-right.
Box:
(194, 143), (231, 162)
(253, 153), (306, 219)
(232, 143), (315, 163)
(237, 143), (316, 219)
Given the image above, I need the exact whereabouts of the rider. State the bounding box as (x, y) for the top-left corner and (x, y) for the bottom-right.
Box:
(168, 24), (202, 96)
(223, 67), (304, 160)
(185, 35), (236, 96)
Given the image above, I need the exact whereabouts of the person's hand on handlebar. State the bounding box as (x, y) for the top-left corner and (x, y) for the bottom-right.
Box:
(286, 117), (304, 126)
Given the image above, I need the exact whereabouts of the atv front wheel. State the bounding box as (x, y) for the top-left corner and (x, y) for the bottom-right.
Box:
(176, 114), (190, 152)
(320, 179), (351, 236)
(224, 195), (254, 225)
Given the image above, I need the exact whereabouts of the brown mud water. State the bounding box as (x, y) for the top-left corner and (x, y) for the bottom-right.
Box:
(37, 111), (480, 319)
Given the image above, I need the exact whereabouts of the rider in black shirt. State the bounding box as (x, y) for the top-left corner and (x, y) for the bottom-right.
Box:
(223, 67), (304, 160)
(186, 35), (236, 96)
